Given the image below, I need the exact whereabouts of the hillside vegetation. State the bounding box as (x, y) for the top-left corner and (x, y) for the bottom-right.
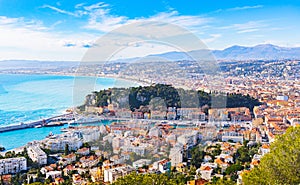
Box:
(243, 126), (300, 185)
(91, 84), (261, 112)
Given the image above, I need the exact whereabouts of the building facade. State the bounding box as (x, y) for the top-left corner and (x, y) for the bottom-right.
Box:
(0, 157), (27, 175)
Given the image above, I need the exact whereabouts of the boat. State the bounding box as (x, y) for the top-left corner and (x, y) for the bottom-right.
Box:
(34, 125), (42, 128)
(60, 128), (69, 132)
(44, 121), (65, 127)
(46, 131), (54, 138)
(71, 116), (101, 125)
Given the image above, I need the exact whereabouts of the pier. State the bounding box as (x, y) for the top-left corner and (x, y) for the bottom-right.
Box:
(0, 113), (74, 133)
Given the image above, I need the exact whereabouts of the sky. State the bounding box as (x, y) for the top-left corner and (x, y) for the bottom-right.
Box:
(0, 0), (300, 61)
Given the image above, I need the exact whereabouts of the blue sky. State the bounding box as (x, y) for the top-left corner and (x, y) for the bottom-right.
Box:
(0, 0), (300, 60)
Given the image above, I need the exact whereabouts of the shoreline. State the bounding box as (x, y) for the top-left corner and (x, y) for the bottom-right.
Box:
(0, 71), (189, 89)
(0, 72), (148, 87)
(0, 72), (192, 150)
(0, 72), (189, 128)
(0, 72), (145, 128)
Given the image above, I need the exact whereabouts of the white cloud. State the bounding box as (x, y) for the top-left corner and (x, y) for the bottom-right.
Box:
(42, 3), (211, 33)
(220, 20), (268, 34)
(203, 34), (222, 43)
(0, 3), (217, 61)
(228, 5), (263, 11)
(4, 2), (291, 61)
(0, 16), (96, 61)
(83, 2), (109, 11)
(42, 5), (79, 17)
(237, 28), (259, 33)
(84, 9), (211, 33)
(75, 3), (85, 9)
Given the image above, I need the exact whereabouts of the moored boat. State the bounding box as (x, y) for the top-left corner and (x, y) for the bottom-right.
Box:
(44, 121), (65, 127)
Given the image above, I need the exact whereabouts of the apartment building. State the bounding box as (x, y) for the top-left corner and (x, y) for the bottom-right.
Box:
(27, 145), (47, 165)
(0, 157), (27, 175)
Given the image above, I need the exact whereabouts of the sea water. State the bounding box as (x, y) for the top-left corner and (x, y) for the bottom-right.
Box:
(0, 73), (138, 150)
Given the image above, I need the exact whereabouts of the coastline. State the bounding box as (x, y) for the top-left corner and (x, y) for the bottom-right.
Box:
(0, 73), (142, 127)
(0, 72), (148, 87)
(0, 71), (189, 89)
(0, 115), (126, 153)
(0, 72), (190, 151)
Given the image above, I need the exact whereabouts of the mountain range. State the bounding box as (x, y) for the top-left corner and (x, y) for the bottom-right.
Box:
(1, 44), (300, 65)
(144, 44), (300, 61)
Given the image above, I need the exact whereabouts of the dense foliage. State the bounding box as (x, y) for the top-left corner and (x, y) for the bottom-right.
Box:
(112, 172), (189, 185)
(243, 126), (300, 185)
(190, 145), (206, 168)
(91, 84), (261, 113)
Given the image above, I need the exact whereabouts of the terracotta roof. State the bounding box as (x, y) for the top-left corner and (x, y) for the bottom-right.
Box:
(261, 144), (270, 149)
(200, 166), (212, 171)
(251, 160), (260, 166)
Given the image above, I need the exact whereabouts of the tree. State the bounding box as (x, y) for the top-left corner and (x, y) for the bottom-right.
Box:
(45, 175), (53, 184)
(206, 178), (235, 185)
(225, 164), (244, 176)
(225, 163), (244, 181)
(235, 146), (251, 163)
(82, 142), (90, 148)
(64, 144), (69, 155)
(28, 182), (44, 185)
(190, 145), (205, 168)
(243, 126), (300, 185)
(28, 176), (34, 184)
(112, 172), (188, 185)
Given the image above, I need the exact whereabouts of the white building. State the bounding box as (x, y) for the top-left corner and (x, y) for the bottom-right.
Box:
(104, 165), (135, 183)
(153, 159), (171, 173)
(259, 144), (270, 156)
(132, 159), (152, 168)
(177, 131), (199, 148)
(43, 135), (83, 151)
(221, 131), (244, 143)
(76, 147), (90, 156)
(59, 153), (76, 166)
(169, 144), (183, 167)
(112, 137), (124, 154)
(197, 166), (213, 180)
(45, 171), (62, 179)
(148, 127), (162, 137)
(79, 156), (100, 168)
(27, 145), (47, 165)
(276, 95), (288, 101)
(121, 145), (147, 156)
(81, 128), (101, 143)
(0, 157), (27, 175)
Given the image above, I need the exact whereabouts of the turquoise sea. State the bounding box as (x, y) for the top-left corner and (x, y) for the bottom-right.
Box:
(0, 73), (138, 150)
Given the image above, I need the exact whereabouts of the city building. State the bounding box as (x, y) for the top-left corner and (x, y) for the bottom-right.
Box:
(0, 157), (27, 175)
(103, 165), (135, 183)
(27, 145), (47, 165)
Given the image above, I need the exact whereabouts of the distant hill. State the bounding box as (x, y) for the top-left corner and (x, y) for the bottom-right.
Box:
(212, 44), (300, 60)
(1, 44), (300, 65)
(141, 44), (300, 61)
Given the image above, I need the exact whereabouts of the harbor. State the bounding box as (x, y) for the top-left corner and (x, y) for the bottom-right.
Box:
(0, 113), (74, 133)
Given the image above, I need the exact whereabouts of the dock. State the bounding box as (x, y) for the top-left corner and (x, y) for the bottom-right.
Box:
(0, 113), (74, 133)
